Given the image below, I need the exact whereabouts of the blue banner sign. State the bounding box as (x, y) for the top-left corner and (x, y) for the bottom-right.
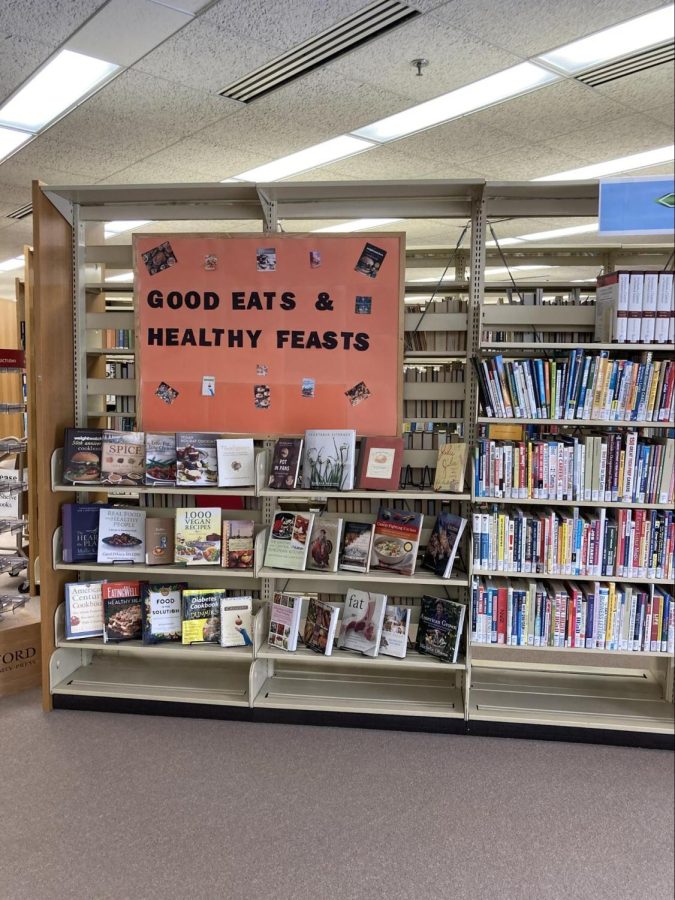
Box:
(599, 175), (675, 235)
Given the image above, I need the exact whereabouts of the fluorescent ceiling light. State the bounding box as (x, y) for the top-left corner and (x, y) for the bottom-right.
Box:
(313, 218), (402, 233)
(408, 275), (456, 283)
(0, 255), (25, 272)
(105, 272), (134, 283)
(0, 50), (118, 132)
(0, 126), (31, 163)
(230, 135), (374, 182)
(353, 62), (559, 143)
(518, 223), (599, 241)
(486, 237), (524, 248)
(538, 6), (675, 73)
(535, 145), (675, 181)
(485, 265), (554, 275)
(104, 220), (151, 238)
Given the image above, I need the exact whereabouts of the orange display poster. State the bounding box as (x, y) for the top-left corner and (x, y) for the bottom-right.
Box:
(135, 233), (404, 436)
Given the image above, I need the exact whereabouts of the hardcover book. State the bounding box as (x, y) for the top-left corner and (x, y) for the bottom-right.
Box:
(303, 596), (340, 655)
(176, 432), (219, 486)
(144, 433), (176, 485)
(96, 507), (146, 564)
(64, 581), (105, 639)
(141, 582), (186, 644)
(181, 588), (223, 643)
(337, 588), (387, 657)
(222, 520), (255, 569)
(338, 521), (375, 573)
(306, 517), (342, 573)
(267, 438), (303, 490)
(220, 596), (254, 648)
(102, 581), (144, 642)
(302, 430), (356, 491)
(216, 438), (255, 487)
(264, 511), (314, 571)
(62, 428), (103, 484)
(378, 605), (411, 659)
(369, 507), (423, 577)
(62, 503), (107, 563)
(268, 592), (303, 651)
(416, 595), (466, 663)
(175, 507), (222, 565)
(433, 442), (468, 493)
(356, 436), (404, 491)
(145, 517), (175, 566)
(422, 513), (467, 578)
(101, 430), (145, 486)
(355, 242), (387, 279)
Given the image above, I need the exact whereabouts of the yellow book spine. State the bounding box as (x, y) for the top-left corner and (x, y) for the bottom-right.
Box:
(646, 360), (660, 419)
(605, 582), (616, 645)
(617, 449), (625, 502)
(497, 514), (505, 568)
(527, 442), (533, 498)
(592, 358), (607, 419)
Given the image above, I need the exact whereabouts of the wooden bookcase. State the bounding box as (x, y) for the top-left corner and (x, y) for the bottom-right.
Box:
(31, 179), (674, 747)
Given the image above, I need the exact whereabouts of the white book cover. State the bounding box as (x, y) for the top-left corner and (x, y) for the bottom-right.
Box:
(268, 592), (303, 651)
(216, 438), (255, 487)
(655, 273), (673, 344)
(337, 588), (387, 657)
(97, 508), (146, 564)
(627, 273), (644, 343)
(641, 273), (658, 343)
(219, 597), (253, 648)
(65, 581), (105, 639)
(378, 605), (411, 659)
(302, 430), (356, 490)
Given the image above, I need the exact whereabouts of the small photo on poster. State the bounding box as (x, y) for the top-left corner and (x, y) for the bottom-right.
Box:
(155, 381), (179, 405)
(355, 295), (372, 314)
(345, 381), (371, 406)
(254, 384), (271, 408)
(142, 241), (177, 276)
(309, 250), (321, 268)
(202, 375), (216, 396)
(301, 378), (315, 398)
(355, 242), (386, 279)
(256, 247), (276, 271)
(256, 363), (269, 376)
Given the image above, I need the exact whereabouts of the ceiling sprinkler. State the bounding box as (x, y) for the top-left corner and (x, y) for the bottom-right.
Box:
(411, 58), (429, 76)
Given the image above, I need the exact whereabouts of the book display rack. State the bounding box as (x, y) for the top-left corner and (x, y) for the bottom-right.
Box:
(32, 180), (674, 747)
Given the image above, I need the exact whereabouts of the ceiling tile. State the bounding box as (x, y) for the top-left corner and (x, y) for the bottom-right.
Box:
(550, 113), (675, 162)
(0, 156), (97, 192)
(4, 130), (137, 180)
(467, 143), (588, 180)
(0, 181), (32, 217)
(390, 117), (529, 166)
(0, 0), (107, 49)
(0, 31), (52, 106)
(326, 145), (480, 180)
(433, 0), (669, 59)
(591, 62), (675, 117)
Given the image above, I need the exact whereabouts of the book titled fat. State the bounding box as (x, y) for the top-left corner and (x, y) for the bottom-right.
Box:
(303, 596), (340, 655)
(175, 507), (222, 565)
(416, 595), (466, 663)
(176, 432), (219, 486)
(62, 428), (103, 484)
(306, 517), (342, 573)
(181, 589), (223, 643)
(64, 581), (105, 639)
(97, 508), (146, 564)
(223, 520), (255, 569)
(369, 507), (423, 577)
(101, 430), (145, 486)
(268, 592), (303, 651)
(378, 605), (411, 659)
(216, 438), (255, 487)
(302, 429), (356, 490)
(264, 511), (314, 571)
(422, 513), (467, 578)
(144, 433), (176, 485)
(337, 588), (387, 657)
(338, 521), (374, 573)
(141, 582), (186, 644)
(102, 581), (144, 642)
(267, 438), (303, 489)
(145, 517), (175, 565)
(356, 436), (403, 491)
(220, 596), (254, 648)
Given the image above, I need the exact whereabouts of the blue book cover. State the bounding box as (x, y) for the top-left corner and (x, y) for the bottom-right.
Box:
(64, 581), (105, 639)
(533, 359), (546, 416)
(576, 356), (592, 418)
(61, 503), (107, 563)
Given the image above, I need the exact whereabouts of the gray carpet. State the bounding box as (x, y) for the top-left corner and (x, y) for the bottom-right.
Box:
(1, 690), (673, 900)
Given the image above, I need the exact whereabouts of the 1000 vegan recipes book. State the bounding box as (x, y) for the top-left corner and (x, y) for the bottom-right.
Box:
(264, 511), (314, 571)
(302, 430), (356, 491)
(141, 582), (186, 644)
(175, 507), (222, 565)
(65, 581), (105, 639)
(97, 508), (146, 564)
(101, 430), (145, 486)
(181, 589), (223, 643)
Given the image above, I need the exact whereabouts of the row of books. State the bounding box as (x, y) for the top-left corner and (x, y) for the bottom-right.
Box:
(404, 400), (463, 420)
(105, 396), (136, 414)
(477, 351), (675, 421)
(472, 579), (674, 653)
(471, 508), (674, 580)
(96, 415), (135, 432)
(101, 328), (134, 349)
(403, 364), (464, 383)
(105, 360), (136, 379)
(473, 435), (674, 504)
(482, 330), (594, 345)
(595, 271), (674, 344)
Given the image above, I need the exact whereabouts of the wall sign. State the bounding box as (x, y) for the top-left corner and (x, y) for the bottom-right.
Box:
(135, 233), (404, 436)
(599, 175), (675, 235)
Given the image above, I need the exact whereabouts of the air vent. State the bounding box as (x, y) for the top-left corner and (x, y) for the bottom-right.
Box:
(219, 0), (420, 103)
(577, 41), (674, 87)
(6, 203), (32, 220)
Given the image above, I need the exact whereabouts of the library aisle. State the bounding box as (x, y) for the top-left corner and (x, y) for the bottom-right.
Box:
(2, 688), (673, 900)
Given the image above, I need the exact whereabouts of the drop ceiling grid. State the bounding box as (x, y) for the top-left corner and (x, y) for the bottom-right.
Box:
(0, 0), (107, 49)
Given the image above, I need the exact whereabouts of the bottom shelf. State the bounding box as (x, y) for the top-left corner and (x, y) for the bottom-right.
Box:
(469, 666), (674, 735)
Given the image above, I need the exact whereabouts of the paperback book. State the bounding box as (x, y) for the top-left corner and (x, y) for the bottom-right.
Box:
(101, 430), (145, 486)
(264, 511), (314, 571)
(267, 438), (303, 490)
(175, 507), (222, 565)
(433, 442), (468, 493)
(268, 592), (303, 651)
(416, 595), (465, 663)
(64, 581), (105, 639)
(144, 433), (176, 485)
(62, 503), (107, 563)
(97, 508), (146, 564)
(338, 521), (375, 573)
(181, 589), (223, 643)
(355, 242), (387, 279)
(220, 596), (254, 648)
(302, 430), (356, 491)
(62, 428), (103, 484)
(369, 507), (423, 577)
(216, 438), (255, 487)
(102, 581), (144, 643)
(176, 432), (219, 486)
(303, 596), (340, 656)
(422, 513), (467, 578)
(306, 517), (342, 573)
(337, 588), (387, 657)
(356, 436), (404, 491)
(145, 517), (175, 566)
(222, 519), (255, 569)
(141, 582), (186, 644)
(378, 605), (411, 659)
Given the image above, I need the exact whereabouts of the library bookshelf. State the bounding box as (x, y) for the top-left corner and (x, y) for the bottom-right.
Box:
(31, 179), (674, 747)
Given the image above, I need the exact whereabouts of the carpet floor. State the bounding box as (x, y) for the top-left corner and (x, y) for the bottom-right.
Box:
(1, 689), (673, 900)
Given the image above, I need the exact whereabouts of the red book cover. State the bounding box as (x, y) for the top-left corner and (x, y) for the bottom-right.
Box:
(0, 348), (25, 368)
(496, 587), (507, 644)
(356, 436), (403, 491)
